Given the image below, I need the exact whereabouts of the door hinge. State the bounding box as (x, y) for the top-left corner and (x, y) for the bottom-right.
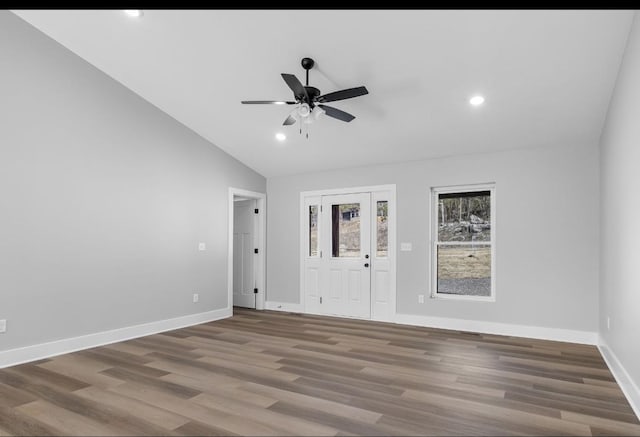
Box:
(253, 288), (258, 294)
(254, 208), (259, 214)
(320, 205), (323, 212)
(254, 248), (259, 254)
(320, 250), (322, 258)
(320, 296), (323, 304)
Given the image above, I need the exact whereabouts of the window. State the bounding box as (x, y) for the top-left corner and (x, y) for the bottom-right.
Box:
(309, 205), (319, 257)
(432, 185), (495, 300)
(376, 201), (388, 257)
(331, 203), (361, 257)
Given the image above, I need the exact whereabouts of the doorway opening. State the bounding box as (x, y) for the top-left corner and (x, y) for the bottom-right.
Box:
(300, 185), (396, 322)
(228, 188), (266, 313)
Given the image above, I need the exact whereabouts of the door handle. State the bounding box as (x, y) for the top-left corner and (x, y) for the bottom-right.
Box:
(364, 263), (369, 268)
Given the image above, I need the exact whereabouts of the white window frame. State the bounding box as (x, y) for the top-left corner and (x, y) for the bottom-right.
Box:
(430, 183), (496, 302)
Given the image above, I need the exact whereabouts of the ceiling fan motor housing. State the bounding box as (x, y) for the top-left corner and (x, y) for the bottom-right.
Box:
(304, 86), (321, 105)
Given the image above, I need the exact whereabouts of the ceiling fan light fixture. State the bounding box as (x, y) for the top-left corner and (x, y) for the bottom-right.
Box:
(312, 105), (326, 120)
(298, 103), (311, 118)
(287, 107), (300, 121)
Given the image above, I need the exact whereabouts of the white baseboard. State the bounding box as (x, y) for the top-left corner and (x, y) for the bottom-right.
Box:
(265, 301), (303, 313)
(0, 307), (232, 369)
(394, 313), (598, 345)
(263, 303), (596, 345)
(598, 338), (640, 420)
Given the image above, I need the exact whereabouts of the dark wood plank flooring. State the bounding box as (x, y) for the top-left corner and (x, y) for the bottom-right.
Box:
(0, 308), (638, 436)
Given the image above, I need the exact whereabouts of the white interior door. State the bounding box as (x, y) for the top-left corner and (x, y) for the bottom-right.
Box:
(319, 193), (371, 319)
(233, 199), (256, 308)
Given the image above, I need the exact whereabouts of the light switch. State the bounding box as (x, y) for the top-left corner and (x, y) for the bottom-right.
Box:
(400, 242), (412, 251)
(0, 320), (6, 333)
(198, 242), (206, 251)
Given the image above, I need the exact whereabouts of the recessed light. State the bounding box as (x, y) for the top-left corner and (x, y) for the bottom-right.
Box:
(275, 133), (286, 141)
(470, 95), (485, 106)
(124, 10), (143, 18)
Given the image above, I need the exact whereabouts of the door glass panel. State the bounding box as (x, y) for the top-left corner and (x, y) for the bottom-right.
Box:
(376, 201), (388, 257)
(331, 203), (360, 257)
(309, 205), (318, 257)
(437, 244), (491, 296)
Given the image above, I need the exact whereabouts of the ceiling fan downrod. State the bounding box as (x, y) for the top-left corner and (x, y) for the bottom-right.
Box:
(301, 57), (314, 87)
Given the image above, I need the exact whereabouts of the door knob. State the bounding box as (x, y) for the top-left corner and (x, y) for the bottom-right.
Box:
(364, 263), (369, 268)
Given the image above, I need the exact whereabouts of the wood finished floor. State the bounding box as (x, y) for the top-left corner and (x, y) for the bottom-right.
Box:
(0, 308), (639, 436)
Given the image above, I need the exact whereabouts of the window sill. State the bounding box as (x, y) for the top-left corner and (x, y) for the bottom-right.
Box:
(431, 293), (496, 303)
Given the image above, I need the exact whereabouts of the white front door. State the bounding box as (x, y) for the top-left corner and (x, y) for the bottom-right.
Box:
(319, 193), (371, 318)
(233, 199), (256, 308)
(302, 186), (395, 321)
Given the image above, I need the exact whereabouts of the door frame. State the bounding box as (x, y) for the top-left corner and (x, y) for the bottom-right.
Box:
(299, 184), (397, 321)
(228, 187), (266, 311)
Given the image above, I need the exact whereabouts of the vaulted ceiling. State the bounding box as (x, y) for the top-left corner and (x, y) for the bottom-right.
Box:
(12, 10), (634, 177)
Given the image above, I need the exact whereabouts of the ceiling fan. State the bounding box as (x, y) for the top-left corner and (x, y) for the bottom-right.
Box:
(241, 57), (369, 132)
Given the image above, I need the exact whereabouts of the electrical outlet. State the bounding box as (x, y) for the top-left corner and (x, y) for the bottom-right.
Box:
(607, 316), (610, 330)
(400, 242), (412, 251)
(198, 242), (206, 251)
(193, 293), (199, 303)
(418, 294), (425, 304)
(0, 319), (6, 333)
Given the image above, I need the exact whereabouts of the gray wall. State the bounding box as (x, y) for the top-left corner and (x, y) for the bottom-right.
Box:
(599, 13), (640, 388)
(267, 143), (599, 332)
(0, 11), (265, 351)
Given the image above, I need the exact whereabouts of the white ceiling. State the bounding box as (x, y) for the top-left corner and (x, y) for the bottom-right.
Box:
(12, 9), (634, 178)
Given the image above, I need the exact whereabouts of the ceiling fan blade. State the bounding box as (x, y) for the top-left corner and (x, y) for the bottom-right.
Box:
(318, 104), (356, 122)
(241, 100), (296, 104)
(283, 114), (297, 125)
(318, 86), (368, 103)
(281, 73), (309, 101)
